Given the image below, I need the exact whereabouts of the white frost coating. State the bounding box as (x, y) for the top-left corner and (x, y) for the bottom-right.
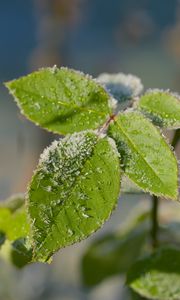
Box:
(38, 131), (98, 183)
(98, 132), (107, 139)
(61, 66), (93, 81)
(97, 72), (143, 101)
(124, 107), (136, 113)
(30, 131), (100, 243)
(39, 140), (59, 165)
(145, 89), (180, 101)
(146, 88), (169, 94)
(48, 65), (58, 73)
(108, 96), (118, 111)
(107, 137), (120, 157)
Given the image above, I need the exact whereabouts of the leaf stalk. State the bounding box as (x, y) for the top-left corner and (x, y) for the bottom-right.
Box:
(151, 129), (179, 250)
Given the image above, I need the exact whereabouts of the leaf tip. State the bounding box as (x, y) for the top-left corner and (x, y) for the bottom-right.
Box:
(4, 80), (15, 94)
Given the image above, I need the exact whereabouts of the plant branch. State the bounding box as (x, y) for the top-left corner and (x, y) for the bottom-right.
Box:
(151, 195), (159, 249)
(171, 128), (180, 149)
(98, 114), (116, 134)
(151, 129), (179, 250)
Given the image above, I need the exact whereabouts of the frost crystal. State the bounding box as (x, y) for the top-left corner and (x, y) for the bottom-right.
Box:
(107, 137), (120, 157)
(97, 72), (143, 102)
(28, 129), (121, 261)
(38, 131), (98, 189)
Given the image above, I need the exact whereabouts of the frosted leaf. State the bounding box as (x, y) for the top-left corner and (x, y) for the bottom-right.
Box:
(97, 72), (143, 112)
(5, 67), (112, 135)
(137, 89), (180, 129)
(27, 131), (121, 262)
(108, 111), (178, 200)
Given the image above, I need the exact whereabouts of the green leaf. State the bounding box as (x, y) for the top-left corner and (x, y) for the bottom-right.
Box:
(0, 195), (32, 267)
(130, 290), (147, 300)
(27, 131), (121, 262)
(0, 193), (24, 212)
(0, 239), (32, 268)
(82, 211), (149, 286)
(127, 247), (180, 300)
(108, 111), (178, 200)
(97, 72), (143, 111)
(5, 67), (111, 134)
(137, 90), (180, 129)
(11, 239), (32, 268)
(82, 202), (180, 287)
(0, 195), (30, 240)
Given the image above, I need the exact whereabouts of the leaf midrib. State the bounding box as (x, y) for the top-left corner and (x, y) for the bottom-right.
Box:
(115, 117), (172, 195)
(14, 87), (109, 117)
(33, 138), (99, 256)
(33, 138), (119, 259)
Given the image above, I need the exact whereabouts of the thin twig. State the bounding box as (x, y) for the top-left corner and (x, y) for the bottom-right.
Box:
(151, 195), (159, 249)
(151, 129), (179, 249)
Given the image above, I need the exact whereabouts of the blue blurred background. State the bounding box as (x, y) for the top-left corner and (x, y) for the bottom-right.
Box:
(0, 1), (180, 299)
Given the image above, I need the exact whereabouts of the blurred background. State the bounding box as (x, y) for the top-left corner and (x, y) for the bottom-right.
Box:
(0, 0), (180, 299)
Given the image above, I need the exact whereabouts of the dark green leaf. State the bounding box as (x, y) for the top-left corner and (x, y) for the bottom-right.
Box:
(11, 239), (32, 268)
(108, 111), (178, 200)
(0, 232), (5, 248)
(82, 209), (150, 286)
(137, 90), (180, 129)
(127, 247), (180, 300)
(83, 202), (180, 288)
(130, 290), (147, 300)
(82, 229), (147, 287)
(6, 67), (111, 134)
(28, 131), (121, 262)
(0, 239), (32, 268)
